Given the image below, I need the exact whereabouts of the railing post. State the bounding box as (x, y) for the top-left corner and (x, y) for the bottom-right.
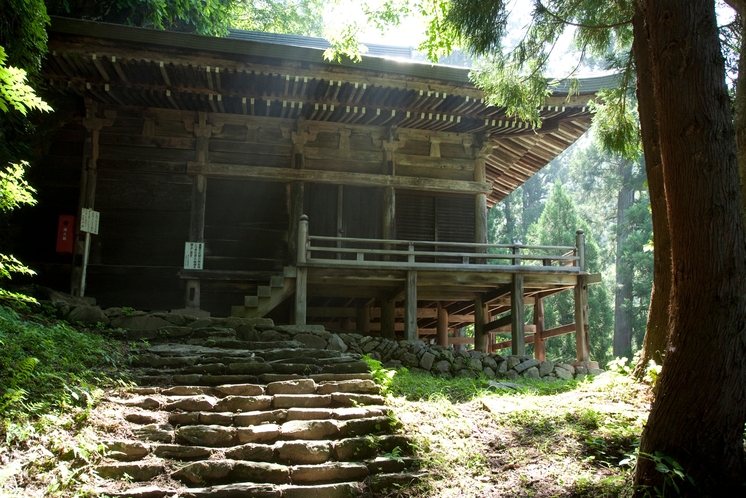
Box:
(575, 229), (585, 271)
(512, 244), (521, 266)
(298, 214), (309, 264)
(407, 242), (415, 263)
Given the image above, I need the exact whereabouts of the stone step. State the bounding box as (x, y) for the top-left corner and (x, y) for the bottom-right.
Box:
(163, 406), (390, 428)
(370, 471), (426, 493)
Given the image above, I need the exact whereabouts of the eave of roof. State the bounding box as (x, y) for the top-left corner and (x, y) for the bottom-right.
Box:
(48, 16), (616, 95)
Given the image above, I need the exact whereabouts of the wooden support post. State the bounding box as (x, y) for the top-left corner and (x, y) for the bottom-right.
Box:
(474, 295), (489, 353)
(356, 300), (371, 333)
(297, 214), (309, 263)
(574, 275), (590, 362)
(295, 267), (308, 325)
(184, 113), (212, 309)
(382, 186), (395, 260)
(534, 296), (546, 362)
(71, 102), (113, 297)
(288, 182), (304, 264)
(186, 173), (207, 309)
(511, 273), (525, 356)
(405, 270), (418, 340)
(381, 297), (396, 339)
(436, 303), (449, 347)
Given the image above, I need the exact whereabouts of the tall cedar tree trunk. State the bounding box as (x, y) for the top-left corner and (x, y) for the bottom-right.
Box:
(613, 157), (634, 358)
(725, 1), (746, 219)
(631, 5), (672, 377)
(635, 1), (746, 494)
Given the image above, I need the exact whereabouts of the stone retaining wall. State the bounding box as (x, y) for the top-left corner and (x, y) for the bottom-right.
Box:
(46, 297), (602, 381)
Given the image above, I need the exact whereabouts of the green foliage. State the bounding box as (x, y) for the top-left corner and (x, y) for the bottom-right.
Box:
(0, 305), (125, 421)
(0, 0), (49, 74)
(527, 181), (614, 365)
(231, 0), (326, 36)
(638, 451), (694, 497)
(0, 47), (52, 115)
(0, 160), (36, 211)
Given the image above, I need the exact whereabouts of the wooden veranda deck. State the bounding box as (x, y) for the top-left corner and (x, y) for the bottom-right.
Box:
(288, 216), (596, 362)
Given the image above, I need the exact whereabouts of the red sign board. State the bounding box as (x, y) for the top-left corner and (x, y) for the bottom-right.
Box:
(56, 215), (75, 254)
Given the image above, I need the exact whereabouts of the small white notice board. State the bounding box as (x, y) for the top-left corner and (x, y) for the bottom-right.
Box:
(184, 242), (204, 270)
(80, 208), (100, 234)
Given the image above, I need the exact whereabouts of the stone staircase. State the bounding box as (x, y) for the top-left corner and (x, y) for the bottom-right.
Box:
(230, 268), (296, 319)
(95, 324), (422, 497)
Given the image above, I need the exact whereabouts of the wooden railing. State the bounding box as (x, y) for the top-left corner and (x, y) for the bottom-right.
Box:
(296, 214), (587, 273)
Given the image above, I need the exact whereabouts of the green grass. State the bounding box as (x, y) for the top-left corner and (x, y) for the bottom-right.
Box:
(0, 304), (127, 424)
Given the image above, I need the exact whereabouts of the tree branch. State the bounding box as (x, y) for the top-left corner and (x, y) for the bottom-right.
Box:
(536, 1), (631, 30)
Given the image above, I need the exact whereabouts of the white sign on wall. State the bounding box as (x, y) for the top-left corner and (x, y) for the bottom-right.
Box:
(80, 208), (100, 234)
(184, 242), (204, 270)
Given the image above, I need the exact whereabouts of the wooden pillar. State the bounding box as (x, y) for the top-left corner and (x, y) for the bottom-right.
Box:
(382, 186), (395, 239)
(474, 295), (489, 353)
(534, 296), (546, 361)
(381, 296), (396, 339)
(473, 142), (492, 262)
(436, 303), (449, 347)
(511, 273), (525, 356)
(574, 275), (590, 362)
(186, 173), (207, 309)
(405, 271), (418, 340)
(288, 181), (304, 264)
(185, 112), (212, 309)
(295, 267), (308, 325)
(356, 300), (371, 333)
(71, 102), (113, 297)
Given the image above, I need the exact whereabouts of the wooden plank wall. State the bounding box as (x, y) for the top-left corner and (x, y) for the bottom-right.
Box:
(90, 107), (192, 309)
(8, 121), (85, 290)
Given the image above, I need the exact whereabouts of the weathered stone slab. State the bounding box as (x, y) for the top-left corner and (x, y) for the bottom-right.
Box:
(181, 483), (280, 498)
(231, 461), (289, 484)
(161, 386), (211, 396)
(152, 444), (212, 460)
(331, 393), (384, 407)
(224, 443), (275, 462)
(285, 408), (333, 421)
(315, 380), (378, 395)
(280, 420), (339, 440)
(294, 333), (328, 350)
(235, 424), (281, 444)
(176, 425), (236, 447)
(125, 412), (161, 425)
(279, 483), (362, 498)
(234, 410), (287, 427)
(266, 379), (316, 395)
(333, 437), (378, 461)
(214, 396), (272, 412)
(96, 462), (163, 481)
(514, 359), (540, 374)
(165, 396), (217, 412)
(103, 440), (149, 462)
(106, 485), (178, 498)
(274, 440), (332, 465)
(169, 412), (200, 426)
(172, 460), (234, 486)
(332, 406), (387, 421)
(199, 412), (234, 426)
(272, 395), (332, 409)
(290, 462), (368, 485)
(133, 424), (174, 443)
(214, 384), (265, 396)
(117, 396), (161, 410)
(338, 417), (390, 438)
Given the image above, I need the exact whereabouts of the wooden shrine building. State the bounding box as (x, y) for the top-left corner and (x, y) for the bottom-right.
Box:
(14, 17), (610, 360)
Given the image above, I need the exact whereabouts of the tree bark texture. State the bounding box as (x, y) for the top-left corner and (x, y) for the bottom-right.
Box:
(613, 157), (634, 358)
(724, 0), (746, 222)
(631, 4), (672, 377)
(635, 1), (746, 494)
